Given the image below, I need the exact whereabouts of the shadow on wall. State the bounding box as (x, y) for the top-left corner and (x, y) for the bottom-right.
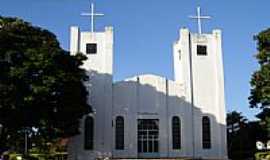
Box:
(69, 70), (227, 160)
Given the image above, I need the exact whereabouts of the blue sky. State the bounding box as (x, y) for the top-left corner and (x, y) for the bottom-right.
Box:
(1, 0), (269, 119)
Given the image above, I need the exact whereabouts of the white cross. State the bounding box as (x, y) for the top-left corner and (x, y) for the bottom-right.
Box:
(81, 3), (104, 32)
(189, 7), (211, 34)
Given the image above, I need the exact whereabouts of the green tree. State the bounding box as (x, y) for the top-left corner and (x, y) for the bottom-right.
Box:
(249, 28), (270, 108)
(0, 16), (91, 152)
(227, 111), (266, 160)
(249, 28), (270, 153)
(227, 111), (247, 128)
(227, 111), (248, 159)
(256, 108), (270, 139)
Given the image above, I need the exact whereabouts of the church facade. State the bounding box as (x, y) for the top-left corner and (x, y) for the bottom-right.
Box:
(68, 17), (227, 160)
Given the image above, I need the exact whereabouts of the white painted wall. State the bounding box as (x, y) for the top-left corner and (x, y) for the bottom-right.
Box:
(68, 26), (114, 160)
(173, 28), (227, 159)
(68, 26), (227, 160)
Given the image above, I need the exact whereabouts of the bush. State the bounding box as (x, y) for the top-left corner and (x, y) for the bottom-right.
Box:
(255, 151), (270, 160)
(4, 153), (67, 160)
(23, 155), (39, 160)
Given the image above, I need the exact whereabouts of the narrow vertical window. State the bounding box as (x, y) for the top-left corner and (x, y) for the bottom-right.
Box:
(172, 116), (181, 149)
(115, 116), (124, 150)
(202, 116), (211, 149)
(178, 50), (181, 60)
(84, 116), (94, 150)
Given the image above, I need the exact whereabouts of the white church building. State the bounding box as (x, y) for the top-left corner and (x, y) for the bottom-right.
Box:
(68, 5), (227, 160)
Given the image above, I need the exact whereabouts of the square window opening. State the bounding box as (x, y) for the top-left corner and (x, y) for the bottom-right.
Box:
(197, 45), (207, 56)
(86, 43), (97, 54)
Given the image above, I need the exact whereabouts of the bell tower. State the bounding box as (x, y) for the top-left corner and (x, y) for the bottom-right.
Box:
(70, 3), (113, 75)
(69, 3), (113, 159)
(173, 7), (227, 159)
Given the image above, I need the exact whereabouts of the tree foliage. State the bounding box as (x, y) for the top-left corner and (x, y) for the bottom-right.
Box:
(0, 16), (91, 150)
(227, 111), (265, 160)
(227, 111), (247, 126)
(249, 28), (270, 108)
(256, 108), (270, 139)
(227, 111), (248, 159)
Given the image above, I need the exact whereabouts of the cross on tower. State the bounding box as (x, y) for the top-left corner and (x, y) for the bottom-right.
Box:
(81, 3), (104, 32)
(189, 7), (211, 34)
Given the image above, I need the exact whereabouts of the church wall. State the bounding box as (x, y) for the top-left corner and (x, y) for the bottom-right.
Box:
(68, 25), (227, 160)
(190, 33), (218, 158)
(167, 80), (194, 158)
(68, 27), (114, 160)
(112, 75), (169, 158)
(112, 75), (197, 159)
(70, 26), (80, 56)
(212, 30), (227, 158)
(189, 31), (227, 159)
(137, 75), (168, 158)
(173, 28), (227, 159)
(112, 80), (138, 158)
